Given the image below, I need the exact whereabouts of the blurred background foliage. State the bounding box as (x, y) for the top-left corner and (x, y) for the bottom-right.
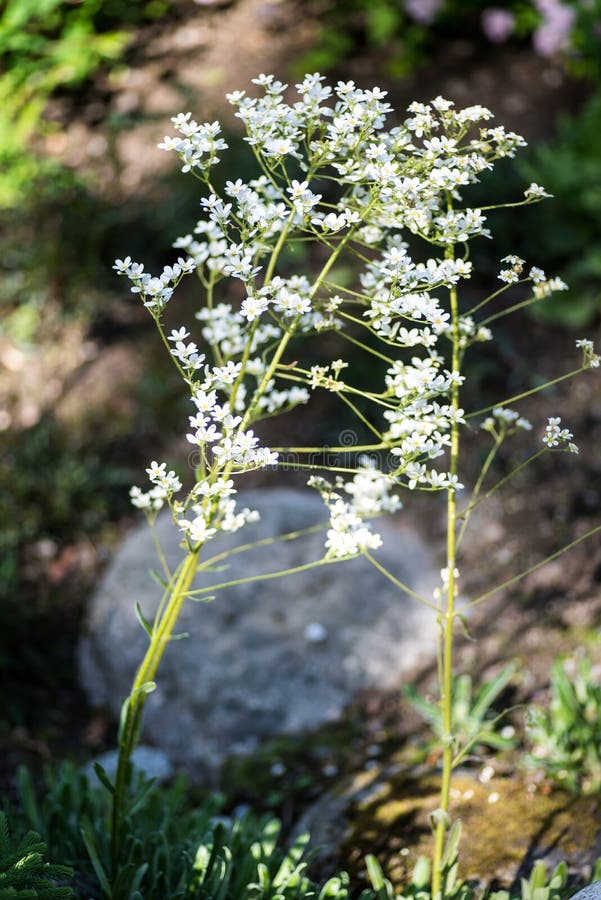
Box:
(0, 0), (175, 205)
(299, 0), (601, 80)
(1, 0), (600, 725)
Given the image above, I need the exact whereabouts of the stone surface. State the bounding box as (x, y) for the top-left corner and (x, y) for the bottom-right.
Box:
(297, 763), (601, 890)
(79, 489), (438, 775)
(570, 884), (601, 900)
(83, 746), (174, 784)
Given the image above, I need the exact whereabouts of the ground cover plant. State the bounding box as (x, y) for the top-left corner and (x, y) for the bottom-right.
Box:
(526, 653), (601, 794)
(5, 73), (601, 898)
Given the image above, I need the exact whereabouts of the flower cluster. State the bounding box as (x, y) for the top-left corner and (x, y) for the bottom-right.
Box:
(176, 485), (260, 549)
(576, 339), (601, 369)
(113, 256), (196, 313)
(158, 115), (228, 174)
(309, 465), (401, 558)
(481, 407), (532, 437)
(130, 461), (182, 514)
(117, 73), (588, 562)
(543, 417), (578, 453)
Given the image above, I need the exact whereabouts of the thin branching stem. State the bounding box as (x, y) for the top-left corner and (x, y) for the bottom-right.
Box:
(363, 550), (436, 610)
(468, 367), (585, 419)
(463, 523), (601, 611)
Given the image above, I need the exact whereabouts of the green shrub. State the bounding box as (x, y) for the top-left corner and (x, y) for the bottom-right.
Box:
(525, 654), (601, 793)
(404, 662), (519, 760)
(8, 765), (353, 900)
(362, 838), (592, 900)
(361, 825), (470, 900)
(0, 811), (73, 899)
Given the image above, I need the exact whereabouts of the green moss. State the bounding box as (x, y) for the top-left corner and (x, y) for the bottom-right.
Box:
(339, 767), (601, 889)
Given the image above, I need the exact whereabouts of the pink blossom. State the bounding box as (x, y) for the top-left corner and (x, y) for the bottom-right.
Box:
(404, 0), (443, 25)
(481, 8), (515, 43)
(532, 0), (575, 55)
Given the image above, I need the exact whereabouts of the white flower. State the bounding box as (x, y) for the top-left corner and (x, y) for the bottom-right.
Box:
(146, 461), (166, 482)
(113, 257), (132, 273)
(524, 182), (552, 200)
(576, 338), (601, 369)
(498, 269), (519, 284)
(241, 294), (269, 322)
(263, 137), (297, 157)
(528, 267), (546, 284)
(543, 416), (575, 450)
(178, 514), (217, 546)
(168, 327), (190, 342)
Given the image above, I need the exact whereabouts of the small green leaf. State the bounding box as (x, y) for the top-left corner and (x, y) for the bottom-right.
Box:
(457, 613), (475, 642)
(117, 696), (130, 744)
(149, 569), (169, 590)
(128, 778), (158, 817)
(365, 854), (385, 892)
(441, 820), (462, 869)
(80, 816), (112, 897)
(135, 601), (153, 639)
(133, 681), (156, 698)
(92, 762), (115, 795)
(412, 855), (430, 889)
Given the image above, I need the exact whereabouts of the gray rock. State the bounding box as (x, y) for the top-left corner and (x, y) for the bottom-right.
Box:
(570, 885), (601, 900)
(79, 489), (438, 775)
(83, 745), (174, 784)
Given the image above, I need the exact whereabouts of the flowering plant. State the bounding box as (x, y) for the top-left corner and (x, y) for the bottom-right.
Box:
(109, 73), (600, 897)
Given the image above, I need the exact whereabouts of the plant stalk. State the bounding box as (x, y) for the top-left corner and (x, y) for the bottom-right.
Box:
(110, 548), (200, 881)
(431, 260), (461, 900)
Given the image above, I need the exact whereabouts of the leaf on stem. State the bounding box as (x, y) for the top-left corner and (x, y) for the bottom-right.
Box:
(92, 762), (115, 795)
(135, 601), (153, 639)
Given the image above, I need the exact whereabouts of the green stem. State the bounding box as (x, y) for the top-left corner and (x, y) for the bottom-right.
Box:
(463, 522), (601, 610)
(229, 319), (258, 413)
(468, 367), (585, 419)
(338, 329), (395, 364)
(362, 550), (436, 610)
(338, 393), (384, 441)
(455, 436), (503, 550)
(197, 523), (327, 571)
(432, 245), (461, 900)
(186, 553), (349, 596)
(480, 293), (544, 326)
(271, 442), (387, 454)
(149, 522), (172, 582)
(276, 461), (384, 475)
(465, 280), (524, 317)
(155, 318), (187, 381)
(457, 448), (545, 544)
(110, 549), (200, 879)
(264, 217), (293, 284)
(242, 327), (295, 427)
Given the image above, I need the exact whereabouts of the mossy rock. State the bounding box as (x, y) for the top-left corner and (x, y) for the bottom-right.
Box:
(301, 764), (601, 890)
